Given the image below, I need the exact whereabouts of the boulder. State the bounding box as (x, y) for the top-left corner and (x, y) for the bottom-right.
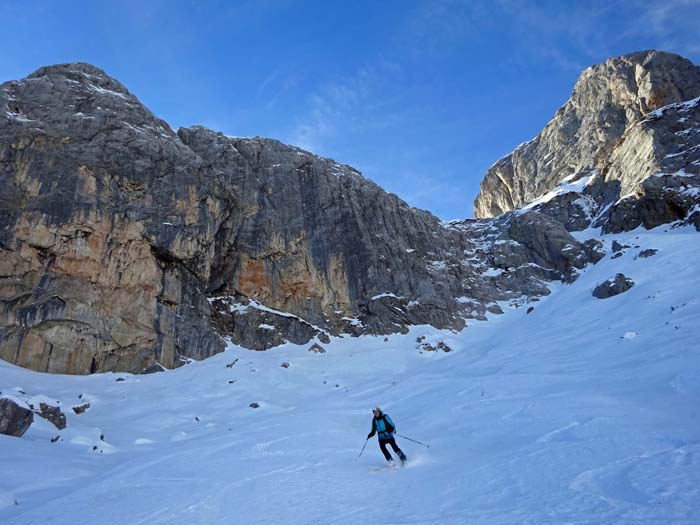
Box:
(36, 403), (66, 430)
(638, 249), (658, 259)
(0, 398), (34, 437)
(308, 343), (326, 354)
(592, 274), (635, 299)
(612, 241), (630, 253)
(420, 341), (453, 353)
(72, 403), (90, 415)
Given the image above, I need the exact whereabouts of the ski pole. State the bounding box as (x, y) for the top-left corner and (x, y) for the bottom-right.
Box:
(396, 433), (430, 448)
(358, 438), (369, 457)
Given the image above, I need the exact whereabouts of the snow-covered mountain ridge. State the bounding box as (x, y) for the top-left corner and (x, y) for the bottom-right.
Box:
(1, 222), (698, 523)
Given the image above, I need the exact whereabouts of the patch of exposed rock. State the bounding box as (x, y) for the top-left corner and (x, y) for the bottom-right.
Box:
(637, 249), (658, 259)
(72, 402), (90, 414)
(35, 402), (67, 430)
(0, 397), (34, 437)
(419, 341), (452, 353)
(210, 296), (330, 351)
(307, 343), (326, 354)
(592, 274), (635, 299)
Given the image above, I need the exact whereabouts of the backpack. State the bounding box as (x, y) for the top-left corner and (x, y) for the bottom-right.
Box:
(374, 414), (394, 434)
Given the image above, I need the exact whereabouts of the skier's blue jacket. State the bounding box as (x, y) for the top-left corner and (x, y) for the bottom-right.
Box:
(368, 412), (396, 441)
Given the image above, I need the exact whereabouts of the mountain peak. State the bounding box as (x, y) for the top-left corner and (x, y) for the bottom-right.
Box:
(28, 61), (109, 78)
(613, 49), (690, 64)
(474, 49), (700, 218)
(23, 62), (132, 98)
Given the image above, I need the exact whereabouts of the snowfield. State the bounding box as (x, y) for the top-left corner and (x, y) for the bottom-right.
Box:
(1, 225), (699, 524)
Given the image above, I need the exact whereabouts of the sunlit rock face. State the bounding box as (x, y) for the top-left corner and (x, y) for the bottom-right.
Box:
(474, 50), (700, 220)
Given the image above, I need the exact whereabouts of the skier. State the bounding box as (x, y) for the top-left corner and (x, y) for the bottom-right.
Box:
(367, 407), (407, 465)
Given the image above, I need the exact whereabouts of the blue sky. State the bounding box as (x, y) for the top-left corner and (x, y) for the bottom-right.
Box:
(2, 0), (699, 219)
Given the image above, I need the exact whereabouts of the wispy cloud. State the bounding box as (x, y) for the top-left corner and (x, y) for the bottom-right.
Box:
(397, 0), (699, 72)
(503, 0), (700, 65)
(256, 68), (304, 110)
(397, 0), (486, 56)
(288, 63), (401, 153)
(625, 0), (700, 59)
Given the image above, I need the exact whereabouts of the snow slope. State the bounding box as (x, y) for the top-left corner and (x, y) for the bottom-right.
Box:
(1, 225), (699, 524)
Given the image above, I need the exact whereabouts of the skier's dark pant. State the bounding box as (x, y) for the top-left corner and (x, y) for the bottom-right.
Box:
(379, 437), (405, 461)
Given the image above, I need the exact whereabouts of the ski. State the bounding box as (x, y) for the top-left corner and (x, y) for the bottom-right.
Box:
(368, 459), (406, 472)
(368, 465), (401, 472)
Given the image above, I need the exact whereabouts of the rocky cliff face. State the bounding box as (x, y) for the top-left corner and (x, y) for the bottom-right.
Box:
(3, 51), (698, 375)
(474, 50), (700, 222)
(599, 95), (700, 233)
(0, 64), (225, 373)
(502, 91), (700, 235)
(0, 63), (597, 374)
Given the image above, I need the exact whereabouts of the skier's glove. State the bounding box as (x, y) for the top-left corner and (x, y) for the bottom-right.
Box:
(367, 434), (372, 439)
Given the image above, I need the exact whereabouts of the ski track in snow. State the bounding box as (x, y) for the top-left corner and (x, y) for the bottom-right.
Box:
(1, 226), (699, 524)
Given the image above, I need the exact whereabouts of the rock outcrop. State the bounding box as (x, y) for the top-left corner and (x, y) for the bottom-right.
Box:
(637, 249), (657, 259)
(474, 51), (700, 225)
(592, 274), (635, 299)
(35, 402), (67, 430)
(0, 63), (601, 374)
(72, 402), (90, 414)
(599, 96), (700, 233)
(0, 398), (34, 437)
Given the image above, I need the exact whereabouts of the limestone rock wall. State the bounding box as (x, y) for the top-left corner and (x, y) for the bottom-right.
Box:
(474, 50), (700, 218)
(0, 63), (600, 374)
(0, 64), (224, 373)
